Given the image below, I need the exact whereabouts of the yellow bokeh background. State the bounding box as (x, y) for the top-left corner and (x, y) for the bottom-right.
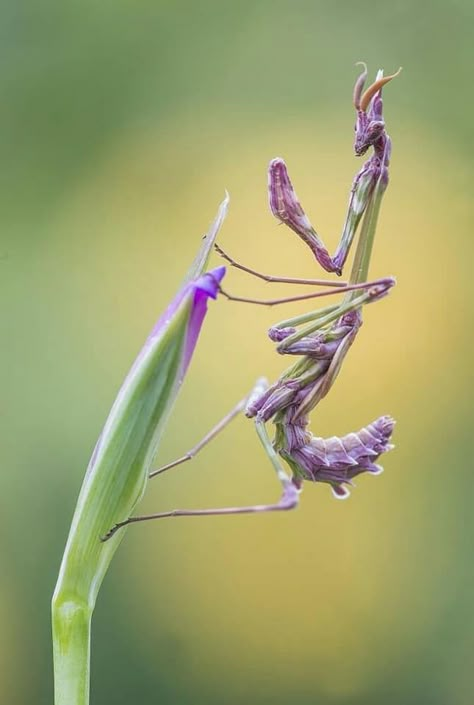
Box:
(2, 2), (474, 704)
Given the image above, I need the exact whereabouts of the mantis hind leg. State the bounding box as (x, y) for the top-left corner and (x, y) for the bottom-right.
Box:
(101, 382), (300, 542)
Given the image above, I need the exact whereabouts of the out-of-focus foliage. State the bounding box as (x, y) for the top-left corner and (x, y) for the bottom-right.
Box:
(2, 2), (473, 704)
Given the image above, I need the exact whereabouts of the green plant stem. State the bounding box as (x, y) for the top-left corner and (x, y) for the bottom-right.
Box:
(52, 597), (92, 705)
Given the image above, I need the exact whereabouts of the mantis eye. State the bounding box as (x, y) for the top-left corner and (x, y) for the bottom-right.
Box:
(367, 120), (385, 139)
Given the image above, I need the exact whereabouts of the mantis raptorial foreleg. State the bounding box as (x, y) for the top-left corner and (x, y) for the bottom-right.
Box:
(268, 155), (381, 276)
(332, 160), (378, 272)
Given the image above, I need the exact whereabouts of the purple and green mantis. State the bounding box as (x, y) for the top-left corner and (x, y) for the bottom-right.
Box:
(53, 64), (402, 705)
(102, 62), (401, 541)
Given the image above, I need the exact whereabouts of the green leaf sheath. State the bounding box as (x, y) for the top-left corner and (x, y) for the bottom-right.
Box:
(52, 196), (228, 705)
(52, 302), (189, 705)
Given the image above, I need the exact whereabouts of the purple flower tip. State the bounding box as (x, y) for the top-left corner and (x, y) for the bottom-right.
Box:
(195, 265), (226, 299)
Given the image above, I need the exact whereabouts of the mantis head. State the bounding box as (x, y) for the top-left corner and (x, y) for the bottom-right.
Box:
(352, 63), (401, 156)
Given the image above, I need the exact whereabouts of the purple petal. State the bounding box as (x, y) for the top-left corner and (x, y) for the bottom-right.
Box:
(129, 266), (225, 386)
(183, 266), (226, 373)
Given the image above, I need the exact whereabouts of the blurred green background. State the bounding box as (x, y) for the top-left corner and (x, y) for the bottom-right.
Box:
(2, 1), (474, 703)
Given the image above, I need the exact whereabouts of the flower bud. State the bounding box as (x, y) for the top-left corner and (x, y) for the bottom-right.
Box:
(53, 196), (228, 631)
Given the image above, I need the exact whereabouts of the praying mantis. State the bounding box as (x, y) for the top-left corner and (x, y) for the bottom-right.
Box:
(102, 63), (400, 541)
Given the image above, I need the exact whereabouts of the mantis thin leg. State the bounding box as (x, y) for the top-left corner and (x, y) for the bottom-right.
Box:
(218, 276), (392, 307)
(148, 379), (266, 479)
(215, 244), (347, 288)
(101, 411), (299, 542)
